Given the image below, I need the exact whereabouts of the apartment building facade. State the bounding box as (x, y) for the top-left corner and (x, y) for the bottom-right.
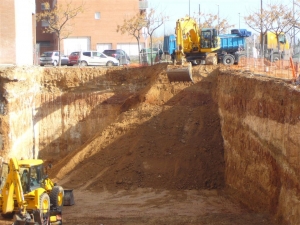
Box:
(36, 0), (148, 56)
(0, 0), (36, 65)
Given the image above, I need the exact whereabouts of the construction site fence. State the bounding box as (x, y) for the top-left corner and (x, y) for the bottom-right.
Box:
(234, 57), (299, 81)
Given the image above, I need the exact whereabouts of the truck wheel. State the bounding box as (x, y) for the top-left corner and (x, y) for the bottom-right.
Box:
(50, 186), (64, 208)
(273, 54), (280, 62)
(223, 55), (235, 65)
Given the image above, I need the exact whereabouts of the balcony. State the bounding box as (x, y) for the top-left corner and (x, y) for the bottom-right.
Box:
(139, 0), (148, 10)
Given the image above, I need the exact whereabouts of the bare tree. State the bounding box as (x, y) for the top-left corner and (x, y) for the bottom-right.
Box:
(194, 12), (234, 34)
(245, 2), (300, 58)
(244, 5), (274, 56)
(36, 0), (85, 66)
(145, 9), (168, 65)
(117, 13), (147, 64)
(267, 4), (299, 54)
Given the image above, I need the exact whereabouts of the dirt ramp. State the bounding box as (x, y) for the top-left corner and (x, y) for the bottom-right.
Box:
(50, 65), (225, 192)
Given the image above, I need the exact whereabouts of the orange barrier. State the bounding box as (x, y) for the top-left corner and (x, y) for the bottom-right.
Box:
(237, 57), (297, 80)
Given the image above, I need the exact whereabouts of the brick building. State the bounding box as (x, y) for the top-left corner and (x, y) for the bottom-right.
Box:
(36, 0), (148, 57)
(0, 0), (36, 65)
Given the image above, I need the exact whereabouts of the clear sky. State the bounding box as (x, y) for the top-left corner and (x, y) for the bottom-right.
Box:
(148, 0), (294, 36)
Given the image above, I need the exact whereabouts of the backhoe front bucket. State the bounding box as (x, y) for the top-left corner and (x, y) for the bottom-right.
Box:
(166, 62), (193, 83)
(63, 189), (75, 206)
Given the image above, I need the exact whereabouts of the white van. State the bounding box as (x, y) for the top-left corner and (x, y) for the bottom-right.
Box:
(69, 51), (119, 66)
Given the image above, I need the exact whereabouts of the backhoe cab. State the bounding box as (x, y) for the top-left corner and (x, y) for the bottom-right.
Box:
(0, 158), (73, 225)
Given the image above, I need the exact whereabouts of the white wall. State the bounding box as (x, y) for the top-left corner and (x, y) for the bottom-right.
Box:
(14, 0), (35, 65)
(64, 37), (91, 55)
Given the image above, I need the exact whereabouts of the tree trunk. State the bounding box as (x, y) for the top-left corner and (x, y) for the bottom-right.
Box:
(58, 33), (61, 66)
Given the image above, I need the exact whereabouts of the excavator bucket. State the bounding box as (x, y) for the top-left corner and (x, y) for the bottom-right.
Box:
(166, 62), (193, 83)
(63, 189), (75, 206)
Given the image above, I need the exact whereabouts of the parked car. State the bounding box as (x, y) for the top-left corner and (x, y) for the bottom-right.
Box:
(68, 51), (119, 66)
(40, 51), (69, 66)
(102, 49), (130, 65)
(68, 52), (80, 65)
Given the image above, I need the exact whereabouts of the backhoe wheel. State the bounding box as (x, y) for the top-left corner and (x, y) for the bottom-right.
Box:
(50, 186), (64, 208)
(40, 193), (50, 214)
(39, 193), (50, 225)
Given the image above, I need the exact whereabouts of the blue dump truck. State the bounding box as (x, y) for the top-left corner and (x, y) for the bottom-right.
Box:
(163, 28), (251, 66)
(163, 34), (176, 56)
(216, 29), (252, 65)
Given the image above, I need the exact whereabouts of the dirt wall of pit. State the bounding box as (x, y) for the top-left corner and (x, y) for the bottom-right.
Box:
(217, 71), (300, 224)
(0, 65), (299, 224)
(0, 66), (159, 161)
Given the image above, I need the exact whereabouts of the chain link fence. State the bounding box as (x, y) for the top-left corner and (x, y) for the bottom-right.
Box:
(227, 40), (300, 81)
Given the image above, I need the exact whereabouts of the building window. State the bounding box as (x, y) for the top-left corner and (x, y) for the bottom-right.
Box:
(38, 41), (51, 47)
(41, 20), (49, 27)
(95, 12), (100, 20)
(41, 3), (50, 10)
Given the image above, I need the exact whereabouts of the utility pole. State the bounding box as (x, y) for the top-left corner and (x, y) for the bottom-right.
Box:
(199, 4), (200, 27)
(217, 4), (220, 34)
(189, 0), (190, 17)
(293, 0), (295, 49)
(239, 13), (240, 30)
(260, 0), (264, 58)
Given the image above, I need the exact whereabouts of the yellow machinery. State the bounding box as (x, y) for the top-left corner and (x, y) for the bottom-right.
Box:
(167, 17), (221, 82)
(262, 31), (289, 61)
(0, 158), (73, 225)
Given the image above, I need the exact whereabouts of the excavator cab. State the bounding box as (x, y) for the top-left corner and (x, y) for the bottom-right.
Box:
(200, 28), (220, 51)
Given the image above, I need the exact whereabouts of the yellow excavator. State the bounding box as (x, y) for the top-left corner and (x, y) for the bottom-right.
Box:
(166, 17), (251, 82)
(0, 158), (74, 225)
(167, 17), (221, 83)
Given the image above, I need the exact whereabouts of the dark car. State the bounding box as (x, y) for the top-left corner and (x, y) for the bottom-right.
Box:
(103, 49), (130, 65)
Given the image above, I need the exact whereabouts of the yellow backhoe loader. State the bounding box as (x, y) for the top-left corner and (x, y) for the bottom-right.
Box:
(0, 158), (74, 225)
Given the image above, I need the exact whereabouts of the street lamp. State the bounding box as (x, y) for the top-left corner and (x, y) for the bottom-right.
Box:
(217, 4), (219, 34)
(189, 0), (190, 17)
(239, 13), (240, 30)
